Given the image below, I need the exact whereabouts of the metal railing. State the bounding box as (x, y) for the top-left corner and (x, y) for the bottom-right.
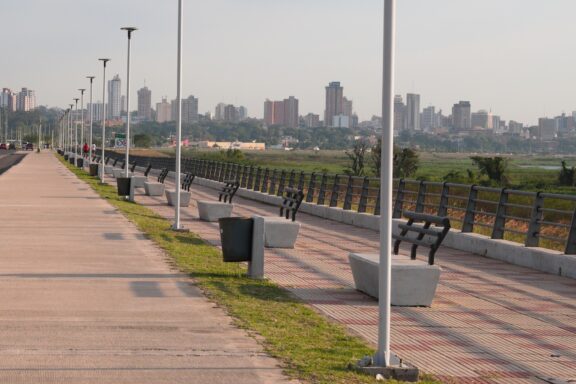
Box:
(104, 152), (576, 255)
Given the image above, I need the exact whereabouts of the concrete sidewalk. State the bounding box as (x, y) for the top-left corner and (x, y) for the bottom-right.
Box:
(129, 169), (576, 384)
(0, 152), (295, 383)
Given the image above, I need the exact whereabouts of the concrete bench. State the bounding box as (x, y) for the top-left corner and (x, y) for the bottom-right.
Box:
(131, 164), (152, 189)
(197, 180), (239, 222)
(144, 168), (169, 196)
(348, 253), (441, 307)
(166, 190), (191, 207)
(262, 188), (304, 249)
(112, 168), (132, 178)
(348, 211), (451, 307)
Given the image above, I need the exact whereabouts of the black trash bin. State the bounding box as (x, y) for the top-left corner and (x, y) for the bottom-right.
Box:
(89, 163), (99, 176)
(64, 154), (69, 160)
(69, 156), (75, 165)
(117, 177), (131, 196)
(218, 217), (253, 262)
(76, 158), (84, 168)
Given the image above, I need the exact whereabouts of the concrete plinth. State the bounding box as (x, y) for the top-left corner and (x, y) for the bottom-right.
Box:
(104, 165), (114, 175)
(165, 190), (191, 207)
(144, 182), (165, 196)
(262, 217), (300, 248)
(112, 169), (132, 179)
(197, 200), (233, 222)
(131, 175), (147, 188)
(348, 253), (441, 307)
(353, 354), (419, 382)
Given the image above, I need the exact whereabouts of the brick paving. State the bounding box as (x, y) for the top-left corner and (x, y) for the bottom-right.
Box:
(124, 173), (576, 384)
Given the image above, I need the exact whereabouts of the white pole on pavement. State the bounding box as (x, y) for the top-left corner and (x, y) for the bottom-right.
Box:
(375, 0), (396, 368)
(69, 104), (74, 155)
(121, 27), (137, 178)
(173, 0), (183, 230)
(79, 89), (85, 162)
(87, 76), (95, 161)
(99, 58), (110, 182)
(73, 98), (79, 166)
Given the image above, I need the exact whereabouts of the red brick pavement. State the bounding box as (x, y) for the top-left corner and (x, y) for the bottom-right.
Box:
(121, 175), (576, 384)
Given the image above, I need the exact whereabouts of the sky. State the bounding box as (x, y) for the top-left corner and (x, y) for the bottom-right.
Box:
(2, 0), (576, 125)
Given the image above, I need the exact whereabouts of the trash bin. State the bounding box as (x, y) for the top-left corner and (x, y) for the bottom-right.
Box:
(64, 154), (69, 160)
(76, 158), (84, 168)
(218, 217), (253, 262)
(89, 163), (99, 176)
(69, 156), (75, 165)
(117, 177), (131, 196)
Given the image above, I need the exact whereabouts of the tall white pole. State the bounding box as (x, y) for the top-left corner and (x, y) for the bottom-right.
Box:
(69, 104), (73, 154)
(99, 58), (110, 182)
(79, 89), (85, 162)
(376, 0), (396, 368)
(73, 98), (79, 166)
(121, 27), (137, 178)
(87, 76), (95, 161)
(173, 0), (183, 229)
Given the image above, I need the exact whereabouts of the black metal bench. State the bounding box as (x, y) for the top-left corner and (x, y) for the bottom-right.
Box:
(157, 168), (169, 184)
(181, 172), (196, 191)
(129, 162), (137, 173)
(112, 158), (119, 167)
(105, 157), (111, 165)
(218, 180), (240, 203)
(279, 187), (304, 222)
(393, 211), (451, 265)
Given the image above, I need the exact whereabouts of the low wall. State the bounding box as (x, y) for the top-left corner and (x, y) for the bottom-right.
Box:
(139, 167), (576, 280)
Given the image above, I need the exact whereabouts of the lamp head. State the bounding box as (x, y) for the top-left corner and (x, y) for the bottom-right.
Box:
(98, 58), (111, 67)
(121, 27), (138, 39)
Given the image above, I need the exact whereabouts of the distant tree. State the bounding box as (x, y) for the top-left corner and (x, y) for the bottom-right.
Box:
(345, 140), (369, 176)
(558, 160), (576, 186)
(470, 156), (509, 185)
(133, 133), (152, 148)
(393, 147), (419, 178)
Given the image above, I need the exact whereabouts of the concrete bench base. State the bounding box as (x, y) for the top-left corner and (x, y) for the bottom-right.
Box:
(166, 190), (191, 207)
(197, 200), (233, 222)
(144, 182), (165, 196)
(262, 217), (300, 248)
(112, 169), (133, 178)
(348, 253), (441, 307)
(104, 165), (114, 175)
(131, 175), (147, 188)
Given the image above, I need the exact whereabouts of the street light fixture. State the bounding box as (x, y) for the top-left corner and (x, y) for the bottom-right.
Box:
(69, 103), (74, 156)
(121, 27), (137, 178)
(73, 98), (79, 166)
(87, 76), (95, 161)
(79, 89), (86, 163)
(98, 58), (111, 182)
(173, 0), (183, 230)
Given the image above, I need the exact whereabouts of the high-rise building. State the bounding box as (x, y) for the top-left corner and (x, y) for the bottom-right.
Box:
(137, 87), (152, 121)
(263, 97), (298, 128)
(87, 102), (104, 122)
(324, 82), (343, 127)
(538, 118), (556, 140)
(156, 97), (172, 123)
(121, 95), (127, 114)
(224, 105), (238, 122)
(0, 88), (16, 111)
(264, 100), (274, 126)
(509, 120), (523, 135)
(182, 95), (199, 124)
(393, 95), (406, 132)
(304, 113), (320, 128)
(283, 97), (298, 128)
(421, 106), (437, 131)
(406, 93), (420, 131)
(214, 103), (227, 121)
(342, 97), (353, 118)
(108, 75), (122, 118)
(471, 110), (491, 129)
(452, 101), (471, 131)
(332, 114), (350, 128)
(236, 106), (248, 121)
(16, 88), (36, 111)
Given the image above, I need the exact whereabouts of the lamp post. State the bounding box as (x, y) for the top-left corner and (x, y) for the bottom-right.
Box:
(73, 98), (79, 166)
(98, 58), (110, 182)
(79, 89), (85, 162)
(69, 103), (74, 155)
(87, 76), (95, 161)
(375, 0), (396, 368)
(121, 27), (137, 178)
(173, 0), (184, 230)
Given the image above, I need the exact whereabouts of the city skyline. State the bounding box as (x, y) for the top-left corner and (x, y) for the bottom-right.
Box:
(3, 1), (576, 125)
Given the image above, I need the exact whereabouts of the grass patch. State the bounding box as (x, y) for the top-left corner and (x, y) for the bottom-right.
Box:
(57, 156), (441, 384)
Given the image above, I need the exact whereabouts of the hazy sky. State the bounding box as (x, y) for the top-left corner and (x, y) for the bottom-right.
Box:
(2, 0), (575, 125)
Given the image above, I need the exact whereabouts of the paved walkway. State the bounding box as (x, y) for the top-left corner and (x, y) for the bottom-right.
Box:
(127, 170), (576, 384)
(0, 152), (295, 383)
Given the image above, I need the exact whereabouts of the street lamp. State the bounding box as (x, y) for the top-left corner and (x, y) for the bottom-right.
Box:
(69, 103), (74, 155)
(121, 27), (137, 178)
(173, 0), (183, 230)
(79, 89), (86, 163)
(73, 98), (79, 166)
(87, 76), (95, 161)
(98, 58), (111, 182)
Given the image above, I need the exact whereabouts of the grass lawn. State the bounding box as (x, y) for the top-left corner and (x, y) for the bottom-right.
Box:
(57, 155), (440, 384)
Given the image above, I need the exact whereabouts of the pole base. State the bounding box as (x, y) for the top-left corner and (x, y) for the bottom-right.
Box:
(171, 225), (190, 233)
(351, 354), (419, 382)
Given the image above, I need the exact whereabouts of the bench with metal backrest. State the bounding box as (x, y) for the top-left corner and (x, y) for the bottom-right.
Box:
(130, 161), (137, 173)
(112, 158), (119, 167)
(143, 164), (153, 177)
(393, 211), (451, 266)
(261, 187), (305, 248)
(165, 172), (197, 207)
(158, 168), (169, 183)
(181, 172), (196, 192)
(348, 211), (451, 307)
(144, 168), (169, 196)
(196, 180), (240, 222)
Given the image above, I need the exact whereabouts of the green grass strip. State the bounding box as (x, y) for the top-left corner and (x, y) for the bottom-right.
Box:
(58, 157), (440, 384)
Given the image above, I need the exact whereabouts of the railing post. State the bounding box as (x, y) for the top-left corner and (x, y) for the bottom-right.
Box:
(306, 172), (316, 203)
(261, 168), (270, 193)
(462, 185), (478, 233)
(526, 192), (544, 247)
(269, 170), (277, 195)
(247, 166), (255, 189)
(393, 179), (405, 218)
(254, 167), (262, 191)
(438, 182), (450, 217)
(343, 175), (354, 210)
(298, 171), (305, 191)
(329, 174), (340, 207)
(565, 208), (576, 254)
(241, 165), (248, 188)
(317, 173), (328, 205)
(288, 170), (295, 188)
(415, 180), (427, 213)
(491, 188), (509, 239)
(278, 170), (286, 196)
(358, 177), (370, 213)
